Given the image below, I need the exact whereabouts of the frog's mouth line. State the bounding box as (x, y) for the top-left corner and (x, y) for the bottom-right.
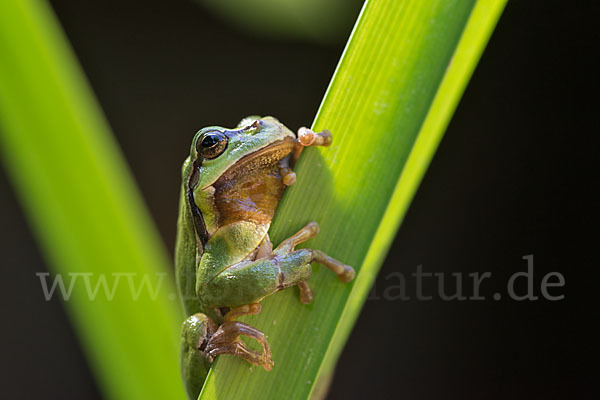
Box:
(217, 136), (297, 182)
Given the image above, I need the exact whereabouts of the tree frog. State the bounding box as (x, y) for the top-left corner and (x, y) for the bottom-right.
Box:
(175, 116), (355, 399)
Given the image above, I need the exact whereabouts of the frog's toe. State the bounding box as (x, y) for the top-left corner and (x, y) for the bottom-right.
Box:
(305, 221), (319, 236)
(338, 265), (356, 283)
(298, 281), (314, 304)
(282, 170), (296, 186)
(261, 350), (274, 371)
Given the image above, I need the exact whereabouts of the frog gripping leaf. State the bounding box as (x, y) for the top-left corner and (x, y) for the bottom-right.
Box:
(175, 116), (355, 399)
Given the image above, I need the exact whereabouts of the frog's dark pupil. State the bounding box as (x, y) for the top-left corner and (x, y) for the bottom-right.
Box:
(197, 131), (228, 159)
(202, 134), (219, 148)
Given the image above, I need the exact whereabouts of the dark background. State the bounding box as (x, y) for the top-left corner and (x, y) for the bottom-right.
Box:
(1, 0), (593, 398)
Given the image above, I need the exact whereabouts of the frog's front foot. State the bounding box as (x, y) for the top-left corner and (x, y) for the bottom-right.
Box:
(297, 127), (332, 147)
(291, 127), (333, 162)
(205, 320), (274, 371)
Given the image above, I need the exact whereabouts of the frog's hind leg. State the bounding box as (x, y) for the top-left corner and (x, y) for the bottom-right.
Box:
(201, 222), (354, 308)
(205, 320), (274, 371)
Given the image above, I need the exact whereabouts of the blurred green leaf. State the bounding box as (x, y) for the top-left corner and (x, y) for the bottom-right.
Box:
(199, 0), (506, 399)
(195, 0), (363, 43)
(0, 1), (185, 399)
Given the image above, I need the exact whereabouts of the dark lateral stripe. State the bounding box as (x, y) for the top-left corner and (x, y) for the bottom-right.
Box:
(187, 158), (209, 246)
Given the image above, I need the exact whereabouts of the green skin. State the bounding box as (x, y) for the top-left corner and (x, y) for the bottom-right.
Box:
(176, 116), (295, 319)
(175, 116), (354, 399)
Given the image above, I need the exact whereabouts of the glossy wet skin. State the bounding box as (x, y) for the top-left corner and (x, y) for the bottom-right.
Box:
(176, 116), (355, 399)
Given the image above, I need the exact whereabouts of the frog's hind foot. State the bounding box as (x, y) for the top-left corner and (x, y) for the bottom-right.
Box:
(205, 320), (274, 371)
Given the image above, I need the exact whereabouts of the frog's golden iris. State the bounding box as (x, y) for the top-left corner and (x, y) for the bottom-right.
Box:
(196, 130), (228, 159)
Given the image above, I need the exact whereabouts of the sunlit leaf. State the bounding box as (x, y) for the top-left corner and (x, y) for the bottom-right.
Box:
(199, 0), (506, 398)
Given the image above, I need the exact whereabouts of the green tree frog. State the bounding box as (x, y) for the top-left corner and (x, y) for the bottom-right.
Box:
(175, 116), (355, 398)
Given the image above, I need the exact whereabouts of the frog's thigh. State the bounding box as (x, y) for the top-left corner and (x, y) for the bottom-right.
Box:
(202, 250), (313, 308)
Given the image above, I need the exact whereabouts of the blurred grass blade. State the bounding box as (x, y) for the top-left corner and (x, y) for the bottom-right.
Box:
(200, 0), (506, 399)
(0, 1), (185, 399)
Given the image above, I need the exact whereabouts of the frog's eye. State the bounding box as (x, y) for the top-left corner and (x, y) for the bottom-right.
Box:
(197, 131), (228, 159)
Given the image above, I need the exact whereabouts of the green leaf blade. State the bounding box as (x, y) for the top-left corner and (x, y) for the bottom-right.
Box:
(200, 0), (506, 399)
(0, 1), (186, 399)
